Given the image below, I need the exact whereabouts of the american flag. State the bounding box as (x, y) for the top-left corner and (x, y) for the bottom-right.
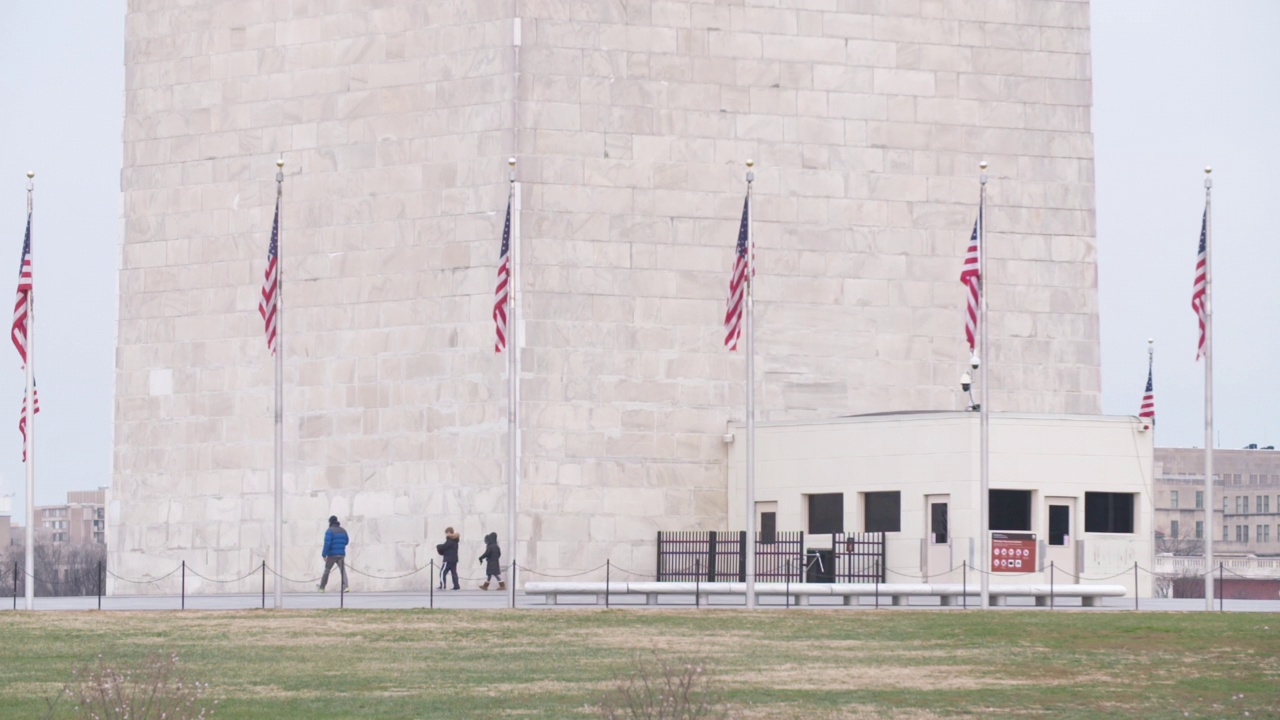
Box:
(19, 380), (39, 462)
(959, 217), (980, 351)
(1139, 364), (1154, 420)
(258, 199), (280, 354)
(723, 195), (750, 351)
(1191, 209), (1208, 361)
(11, 212), (32, 364)
(12, 212), (38, 461)
(494, 198), (512, 353)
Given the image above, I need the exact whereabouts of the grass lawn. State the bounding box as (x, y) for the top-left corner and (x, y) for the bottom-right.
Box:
(1, 609), (1277, 718)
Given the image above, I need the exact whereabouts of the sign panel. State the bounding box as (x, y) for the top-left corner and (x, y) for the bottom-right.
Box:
(991, 532), (1037, 573)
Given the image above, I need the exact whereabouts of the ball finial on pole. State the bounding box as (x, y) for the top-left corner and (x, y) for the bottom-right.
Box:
(745, 159), (754, 168)
(276, 158), (284, 169)
(1204, 166), (1212, 175)
(979, 160), (988, 171)
(508, 157), (517, 168)
(25, 171), (34, 179)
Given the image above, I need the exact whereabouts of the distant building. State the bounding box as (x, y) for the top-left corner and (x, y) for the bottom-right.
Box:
(35, 488), (107, 545)
(1154, 447), (1280, 556)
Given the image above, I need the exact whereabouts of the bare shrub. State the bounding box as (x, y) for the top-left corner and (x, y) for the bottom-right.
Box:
(594, 650), (726, 720)
(43, 652), (216, 720)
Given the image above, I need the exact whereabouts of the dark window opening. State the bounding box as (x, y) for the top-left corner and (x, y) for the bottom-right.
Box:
(989, 490), (1032, 531)
(1049, 504), (1070, 546)
(864, 491), (900, 533)
(760, 511), (777, 545)
(807, 494), (844, 535)
(1084, 492), (1135, 533)
(930, 502), (948, 544)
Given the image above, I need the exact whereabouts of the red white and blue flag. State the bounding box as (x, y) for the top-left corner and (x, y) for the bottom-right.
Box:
(1139, 364), (1154, 421)
(724, 195), (750, 351)
(960, 216), (980, 351)
(259, 198), (280, 354)
(1191, 210), (1208, 361)
(494, 199), (512, 353)
(12, 211), (38, 461)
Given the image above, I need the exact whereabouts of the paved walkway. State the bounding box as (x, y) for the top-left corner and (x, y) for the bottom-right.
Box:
(4, 591), (1279, 612)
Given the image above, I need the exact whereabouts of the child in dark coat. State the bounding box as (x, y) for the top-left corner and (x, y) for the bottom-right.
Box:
(478, 532), (505, 590)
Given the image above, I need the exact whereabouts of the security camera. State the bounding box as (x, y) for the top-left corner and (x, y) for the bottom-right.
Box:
(969, 355), (980, 370)
(960, 372), (972, 392)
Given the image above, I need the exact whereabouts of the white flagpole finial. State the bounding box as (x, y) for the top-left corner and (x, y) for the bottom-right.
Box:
(25, 171), (34, 179)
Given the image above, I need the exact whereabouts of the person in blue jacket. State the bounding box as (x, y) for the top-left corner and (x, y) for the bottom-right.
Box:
(318, 515), (349, 592)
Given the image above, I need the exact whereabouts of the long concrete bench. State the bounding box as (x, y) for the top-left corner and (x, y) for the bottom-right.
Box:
(523, 581), (1127, 607)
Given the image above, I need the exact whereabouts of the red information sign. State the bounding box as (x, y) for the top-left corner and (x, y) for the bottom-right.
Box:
(991, 532), (1037, 573)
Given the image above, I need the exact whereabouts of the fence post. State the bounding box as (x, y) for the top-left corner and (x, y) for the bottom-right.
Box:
(962, 561), (967, 610)
(1050, 561), (1055, 610)
(429, 559), (434, 609)
(695, 558), (701, 609)
(97, 560), (103, 611)
(1219, 562), (1224, 613)
(261, 561), (266, 609)
(875, 572), (879, 609)
(786, 559), (791, 609)
(1134, 561), (1139, 611)
(12, 561), (16, 610)
(340, 580), (345, 610)
(738, 531), (747, 583)
(605, 560), (610, 609)
(510, 563), (517, 609)
(181, 561), (186, 610)
(656, 531), (663, 582)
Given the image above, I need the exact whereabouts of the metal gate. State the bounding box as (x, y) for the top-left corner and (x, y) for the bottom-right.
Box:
(657, 531), (883, 582)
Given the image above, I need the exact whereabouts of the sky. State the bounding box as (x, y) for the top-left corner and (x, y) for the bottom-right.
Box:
(0, 2), (1276, 513)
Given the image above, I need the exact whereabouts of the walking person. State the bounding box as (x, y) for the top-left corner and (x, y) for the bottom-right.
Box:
(436, 527), (460, 590)
(478, 532), (505, 590)
(317, 516), (349, 592)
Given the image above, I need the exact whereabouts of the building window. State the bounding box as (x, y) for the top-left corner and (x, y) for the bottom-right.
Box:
(989, 490), (1032, 531)
(1244, 496), (1250, 514)
(862, 492), (899, 533)
(808, 494), (845, 535)
(930, 502), (948, 544)
(1260, 496), (1270, 514)
(1195, 520), (1204, 539)
(1196, 491), (1204, 509)
(1049, 505), (1070, 546)
(1170, 491), (1179, 509)
(1235, 525), (1249, 543)
(1170, 520), (1180, 539)
(1085, 492), (1135, 534)
(1260, 525), (1270, 544)
(1224, 525), (1229, 542)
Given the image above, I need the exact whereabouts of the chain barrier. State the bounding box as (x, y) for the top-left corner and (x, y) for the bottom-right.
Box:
(4, 556), (1271, 606)
(512, 562), (609, 579)
(885, 563), (970, 581)
(264, 565), (323, 585)
(106, 565), (181, 584)
(346, 564), (430, 581)
(184, 566), (262, 584)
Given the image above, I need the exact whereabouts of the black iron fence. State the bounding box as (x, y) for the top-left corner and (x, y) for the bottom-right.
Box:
(657, 531), (885, 583)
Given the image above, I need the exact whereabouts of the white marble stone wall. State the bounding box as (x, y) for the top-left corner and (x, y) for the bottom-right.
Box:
(112, 0), (1100, 592)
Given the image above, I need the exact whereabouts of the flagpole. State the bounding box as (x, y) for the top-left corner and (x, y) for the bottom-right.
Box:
(977, 160), (990, 609)
(744, 159), (756, 610)
(506, 156), (518, 608)
(1202, 166), (1214, 610)
(23, 170), (34, 611)
(273, 157), (284, 609)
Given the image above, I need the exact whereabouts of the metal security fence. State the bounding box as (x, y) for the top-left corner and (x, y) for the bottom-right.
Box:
(833, 532), (886, 583)
(657, 531), (884, 583)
